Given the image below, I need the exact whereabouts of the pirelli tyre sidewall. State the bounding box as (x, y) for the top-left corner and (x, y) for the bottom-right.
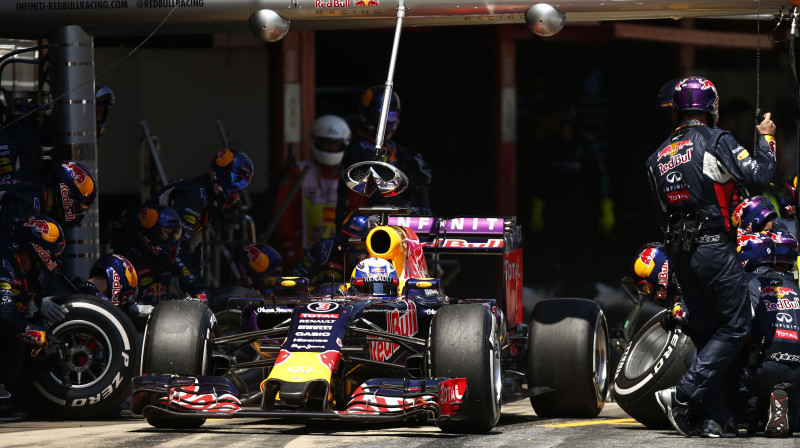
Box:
(612, 309), (694, 429)
(32, 295), (140, 419)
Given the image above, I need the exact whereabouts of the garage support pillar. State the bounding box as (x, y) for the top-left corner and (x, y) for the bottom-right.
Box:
(50, 25), (99, 280)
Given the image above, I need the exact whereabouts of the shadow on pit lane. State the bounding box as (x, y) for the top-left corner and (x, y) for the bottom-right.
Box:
(132, 417), (523, 438)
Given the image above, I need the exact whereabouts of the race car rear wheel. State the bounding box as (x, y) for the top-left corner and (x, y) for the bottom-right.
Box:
(28, 295), (140, 419)
(140, 299), (217, 429)
(429, 303), (501, 433)
(612, 309), (694, 428)
(527, 298), (609, 417)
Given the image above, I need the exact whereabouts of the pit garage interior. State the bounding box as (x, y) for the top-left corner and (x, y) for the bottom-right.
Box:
(0, 14), (793, 300)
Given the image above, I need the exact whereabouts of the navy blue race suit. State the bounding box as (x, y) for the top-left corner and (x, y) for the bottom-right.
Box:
(741, 267), (800, 431)
(646, 120), (777, 424)
(0, 248), (53, 388)
(0, 129), (20, 185)
(113, 240), (206, 307)
(335, 131), (431, 228)
(0, 182), (45, 250)
(74, 279), (150, 330)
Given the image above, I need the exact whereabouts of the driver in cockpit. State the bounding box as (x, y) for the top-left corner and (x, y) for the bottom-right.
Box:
(348, 257), (400, 297)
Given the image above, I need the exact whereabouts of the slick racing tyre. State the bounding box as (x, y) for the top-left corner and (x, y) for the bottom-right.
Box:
(140, 300), (217, 429)
(31, 295), (140, 419)
(528, 298), (609, 418)
(429, 304), (502, 433)
(612, 309), (694, 429)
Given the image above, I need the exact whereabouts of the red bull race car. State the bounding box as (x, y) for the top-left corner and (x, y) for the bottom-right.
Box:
(132, 161), (609, 432)
(131, 210), (609, 432)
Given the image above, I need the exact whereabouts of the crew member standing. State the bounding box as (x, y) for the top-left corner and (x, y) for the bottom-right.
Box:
(650, 76), (777, 437)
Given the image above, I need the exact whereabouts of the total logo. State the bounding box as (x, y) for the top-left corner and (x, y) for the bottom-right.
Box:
(287, 366), (313, 374)
(775, 329), (799, 341)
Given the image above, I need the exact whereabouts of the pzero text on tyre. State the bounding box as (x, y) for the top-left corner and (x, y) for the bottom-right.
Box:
(527, 298), (609, 418)
(140, 299), (217, 429)
(612, 309), (694, 429)
(429, 303), (501, 433)
(32, 294), (140, 419)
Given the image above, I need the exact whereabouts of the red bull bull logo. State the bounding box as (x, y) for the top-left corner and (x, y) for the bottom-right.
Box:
(700, 79), (717, 93)
(246, 245), (270, 273)
(658, 148), (693, 175)
(656, 140), (692, 160)
(64, 162), (94, 196)
(23, 217), (60, 243)
(354, 0), (379, 6)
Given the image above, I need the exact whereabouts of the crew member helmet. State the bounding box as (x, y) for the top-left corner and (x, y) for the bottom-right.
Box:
(732, 195), (778, 232)
(14, 214), (66, 274)
(657, 78), (682, 130)
(48, 161), (97, 229)
(673, 76), (719, 126)
(137, 204), (182, 262)
(770, 230), (799, 271)
(310, 115), (351, 167)
(236, 243), (283, 295)
(90, 254), (139, 306)
(351, 257), (399, 296)
(737, 231), (775, 271)
(631, 242), (672, 303)
(209, 148), (253, 208)
(358, 85), (401, 139)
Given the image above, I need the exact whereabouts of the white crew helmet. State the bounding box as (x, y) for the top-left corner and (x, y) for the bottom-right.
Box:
(310, 114), (351, 166)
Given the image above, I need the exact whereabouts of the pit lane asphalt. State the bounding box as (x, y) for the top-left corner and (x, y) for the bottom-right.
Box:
(0, 400), (797, 447)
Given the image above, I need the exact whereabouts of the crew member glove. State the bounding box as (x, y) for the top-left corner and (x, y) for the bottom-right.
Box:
(598, 198), (615, 235)
(134, 304), (155, 318)
(40, 296), (68, 325)
(530, 197), (544, 234)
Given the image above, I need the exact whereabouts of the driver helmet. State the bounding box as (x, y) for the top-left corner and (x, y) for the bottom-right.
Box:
(236, 243), (283, 295)
(630, 242), (672, 303)
(48, 161), (97, 229)
(209, 148), (253, 208)
(310, 115), (351, 167)
(673, 76), (719, 127)
(737, 231), (775, 271)
(769, 230), (799, 271)
(732, 195), (778, 232)
(13, 214), (66, 274)
(90, 254), (138, 306)
(137, 204), (182, 262)
(358, 85), (401, 139)
(95, 86), (115, 138)
(351, 257), (399, 296)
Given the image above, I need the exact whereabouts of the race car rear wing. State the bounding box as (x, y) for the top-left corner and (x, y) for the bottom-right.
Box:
(387, 215), (524, 326)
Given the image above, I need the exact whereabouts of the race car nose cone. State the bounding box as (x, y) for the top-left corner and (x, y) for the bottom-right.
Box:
(525, 4), (566, 37)
(250, 10), (291, 43)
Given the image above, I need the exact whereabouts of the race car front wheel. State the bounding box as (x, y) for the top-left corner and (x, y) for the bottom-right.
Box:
(429, 303), (501, 433)
(612, 309), (694, 428)
(140, 299), (217, 429)
(527, 298), (609, 417)
(28, 295), (140, 419)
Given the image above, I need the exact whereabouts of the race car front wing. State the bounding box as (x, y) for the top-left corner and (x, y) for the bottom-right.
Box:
(132, 374), (467, 424)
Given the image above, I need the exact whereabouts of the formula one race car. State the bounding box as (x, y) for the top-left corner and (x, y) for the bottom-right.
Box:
(131, 163), (609, 433)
